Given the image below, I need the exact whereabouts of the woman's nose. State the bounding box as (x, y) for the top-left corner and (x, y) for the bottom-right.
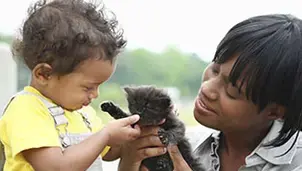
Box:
(200, 80), (218, 101)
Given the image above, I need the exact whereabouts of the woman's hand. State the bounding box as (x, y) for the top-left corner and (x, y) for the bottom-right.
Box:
(167, 145), (192, 171)
(118, 123), (167, 171)
(138, 144), (193, 171)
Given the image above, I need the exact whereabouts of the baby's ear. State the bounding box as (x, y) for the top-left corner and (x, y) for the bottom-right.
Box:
(32, 63), (53, 85)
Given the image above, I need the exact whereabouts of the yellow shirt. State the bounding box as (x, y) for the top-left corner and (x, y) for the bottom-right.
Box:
(0, 86), (110, 171)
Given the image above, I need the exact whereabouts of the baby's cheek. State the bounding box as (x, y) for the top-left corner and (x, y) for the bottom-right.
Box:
(68, 94), (85, 106)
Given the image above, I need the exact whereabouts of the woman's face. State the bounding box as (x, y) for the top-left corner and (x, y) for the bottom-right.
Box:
(194, 57), (274, 133)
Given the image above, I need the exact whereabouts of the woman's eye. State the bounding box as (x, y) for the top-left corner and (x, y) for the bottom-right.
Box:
(226, 90), (236, 99)
(211, 63), (220, 75)
(225, 84), (240, 99)
(212, 68), (219, 74)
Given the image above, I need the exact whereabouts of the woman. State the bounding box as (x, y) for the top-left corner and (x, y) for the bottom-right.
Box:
(118, 14), (302, 171)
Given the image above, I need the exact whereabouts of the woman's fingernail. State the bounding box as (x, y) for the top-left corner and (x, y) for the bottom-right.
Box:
(163, 148), (167, 153)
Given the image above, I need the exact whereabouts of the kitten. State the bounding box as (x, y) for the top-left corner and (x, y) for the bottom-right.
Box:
(100, 85), (204, 171)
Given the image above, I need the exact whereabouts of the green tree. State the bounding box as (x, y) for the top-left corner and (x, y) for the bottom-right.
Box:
(109, 46), (208, 97)
(0, 33), (209, 98)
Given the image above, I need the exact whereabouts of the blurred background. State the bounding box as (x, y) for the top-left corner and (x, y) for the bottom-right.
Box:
(1, 0), (302, 170)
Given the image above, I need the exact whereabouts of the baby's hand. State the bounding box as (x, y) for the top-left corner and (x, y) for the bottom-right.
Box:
(103, 115), (141, 146)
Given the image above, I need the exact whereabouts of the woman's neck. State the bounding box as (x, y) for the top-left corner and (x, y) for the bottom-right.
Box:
(220, 122), (273, 158)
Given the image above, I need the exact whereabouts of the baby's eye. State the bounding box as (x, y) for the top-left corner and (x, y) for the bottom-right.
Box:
(83, 86), (93, 91)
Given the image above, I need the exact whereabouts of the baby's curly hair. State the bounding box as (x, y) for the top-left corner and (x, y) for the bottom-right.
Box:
(12, 0), (126, 75)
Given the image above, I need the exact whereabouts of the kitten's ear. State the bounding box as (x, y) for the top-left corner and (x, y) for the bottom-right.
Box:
(123, 86), (134, 96)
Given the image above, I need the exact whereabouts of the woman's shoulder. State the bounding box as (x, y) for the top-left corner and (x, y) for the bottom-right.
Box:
(185, 125), (218, 150)
(289, 132), (302, 167)
(268, 132), (302, 170)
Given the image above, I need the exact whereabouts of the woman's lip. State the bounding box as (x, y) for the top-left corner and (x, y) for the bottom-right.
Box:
(195, 98), (217, 116)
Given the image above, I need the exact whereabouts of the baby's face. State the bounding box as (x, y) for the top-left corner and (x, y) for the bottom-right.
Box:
(46, 58), (115, 111)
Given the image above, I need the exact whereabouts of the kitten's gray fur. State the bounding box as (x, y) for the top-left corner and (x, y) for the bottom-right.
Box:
(100, 85), (204, 171)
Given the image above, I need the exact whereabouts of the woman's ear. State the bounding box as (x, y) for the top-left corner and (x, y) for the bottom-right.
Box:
(265, 103), (285, 120)
(32, 63), (53, 85)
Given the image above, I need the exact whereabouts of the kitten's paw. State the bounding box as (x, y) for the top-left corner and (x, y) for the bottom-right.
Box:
(157, 160), (166, 170)
(100, 101), (115, 112)
(158, 128), (170, 145)
(156, 158), (173, 171)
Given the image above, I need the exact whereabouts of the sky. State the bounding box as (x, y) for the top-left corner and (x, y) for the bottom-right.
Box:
(1, 0), (302, 62)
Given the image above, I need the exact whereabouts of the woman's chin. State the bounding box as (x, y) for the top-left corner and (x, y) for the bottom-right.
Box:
(193, 107), (219, 130)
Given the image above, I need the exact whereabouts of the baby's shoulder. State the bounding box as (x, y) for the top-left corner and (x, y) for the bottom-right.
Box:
(2, 93), (50, 119)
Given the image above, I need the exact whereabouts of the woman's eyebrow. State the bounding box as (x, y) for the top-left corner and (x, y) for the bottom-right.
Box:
(222, 72), (242, 92)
